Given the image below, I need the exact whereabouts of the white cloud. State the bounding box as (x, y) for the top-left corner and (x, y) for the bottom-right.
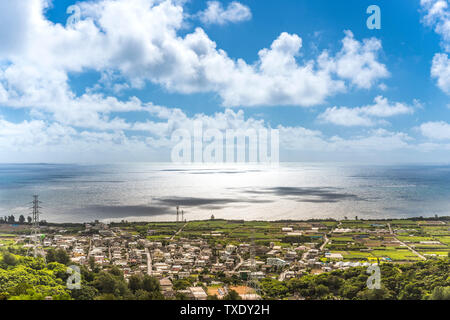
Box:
(431, 53), (450, 93)
(421, 0), (450, 51)
(198, 1), (252, 25)
(318, 96), (415, 127)
(0, 104), (447, 163)
(318, 31), (389, 89)
(0, 0), (389, 111)
(0, 0), (413, 162)
(420, 121), (450, 140)
(319, 106), (375, 127)
(421, 0), (450, 94)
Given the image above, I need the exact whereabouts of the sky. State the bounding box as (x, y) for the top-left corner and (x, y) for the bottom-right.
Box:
(0, 0), (449, 163)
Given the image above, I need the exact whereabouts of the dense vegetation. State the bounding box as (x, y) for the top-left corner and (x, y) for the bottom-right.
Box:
(0, 247), (163, 300)
(1, 241), (448, 300)
(259, 259), (450, 300)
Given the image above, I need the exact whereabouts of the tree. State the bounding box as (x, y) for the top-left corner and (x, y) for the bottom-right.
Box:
(88, 256), (97, 271)
(93, 272), (119, 294)
(142, 275), (160, 293)
(46, 248), (56, 263)
(429, 286), (450, 300)
(7, 215), (15, 224)
(399, 283), (423, 300)
(173, 279), (190, 291)
(19, 215), (25, 224)
(260, 278), (288, 298)
(223, 289), (241, 300)
(71, 285), (99, 300)
(175, 292), (189, 300)
(108, 265), (123, 277)
(2, 252), (18, 266)
(134, 289), (153, 300)
(128, 274), (143, 292)
(357, 288), (392, 300)
(51, 248), (70, 265)
(27, 216), (32, 224)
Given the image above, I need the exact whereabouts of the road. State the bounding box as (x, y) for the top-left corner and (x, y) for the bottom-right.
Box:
(170, 222), (188, 241)
(388, 223), (426, 260)
(320, 234), (329, 251)
(87, 238), (92, 259)
(145, 247), (152, 276)
(395, 237), (427, 261)
(233, 253), (244, 272)
(278, 271), (286, 281)
(387, 223), (393, 234)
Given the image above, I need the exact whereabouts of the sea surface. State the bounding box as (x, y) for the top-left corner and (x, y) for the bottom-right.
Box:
(0, 163), (449, 223)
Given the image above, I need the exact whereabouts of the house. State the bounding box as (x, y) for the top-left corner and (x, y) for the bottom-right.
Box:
(189, 287), (208, 300)
(159, 278), (173, 292)
(325, 252), (343, 260)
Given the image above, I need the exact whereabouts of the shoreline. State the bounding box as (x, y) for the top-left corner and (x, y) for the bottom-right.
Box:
(1, 215), (448, 228)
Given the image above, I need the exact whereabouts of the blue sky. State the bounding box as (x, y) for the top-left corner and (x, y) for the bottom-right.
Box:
(0, 0), (449, 163)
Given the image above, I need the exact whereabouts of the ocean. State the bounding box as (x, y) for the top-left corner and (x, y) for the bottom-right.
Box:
(0, 163), (449, 223)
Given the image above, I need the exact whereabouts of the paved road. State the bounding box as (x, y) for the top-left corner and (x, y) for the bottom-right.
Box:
(387, 223), (393, 235)
(320, 234), (329, 251)
(388, 223), (426, 260)
(395, 237), (427, 260)
(145, 247), (152, 276)
(233, 253), (244, 272)
(170, 222), (188, 241)
(87, 238), (92, 259)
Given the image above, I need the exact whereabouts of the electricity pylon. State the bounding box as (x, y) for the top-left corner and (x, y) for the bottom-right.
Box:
(30, 195), (42, 258)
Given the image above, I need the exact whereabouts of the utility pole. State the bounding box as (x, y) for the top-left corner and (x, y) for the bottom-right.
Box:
(176, 206), (179, 224)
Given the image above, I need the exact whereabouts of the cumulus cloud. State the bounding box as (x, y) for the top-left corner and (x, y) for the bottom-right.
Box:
(318, 31), (389, 89)
(420, 121), (450, 140)
(0, 103), (443, 163)
(0, 0), (425, 163)
(0, 0), (389, 112)
(421, 0), (450, 51)
(431, 53), (450, 93)
(318, 96), (415, 127)
(198, 1), (252, 25)
(421, 0), (450, 94)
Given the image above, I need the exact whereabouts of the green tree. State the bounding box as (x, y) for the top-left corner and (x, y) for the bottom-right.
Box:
(223, 289), (241, 300)
(428, 286), (450, 300)
(70, 285), (99, 300)
(142, 275), (160, 292)
(2, 252), (18, 266)
(55, 249), (70, 265)
(128, 274), (143, 292)
(46, 248), (56, 263)
(173, 279), (190, 290)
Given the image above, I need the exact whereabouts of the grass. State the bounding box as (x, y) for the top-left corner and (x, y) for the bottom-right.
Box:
(370, 249), (421, 261)
(396, 236), (435, 242)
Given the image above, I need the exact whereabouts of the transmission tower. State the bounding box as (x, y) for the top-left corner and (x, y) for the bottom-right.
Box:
(247, 229), (261, 298)
(30, 195), (42, 258)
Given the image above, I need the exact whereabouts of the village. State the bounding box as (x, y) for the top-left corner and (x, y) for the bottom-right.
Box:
(6, 216), (448, 300)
